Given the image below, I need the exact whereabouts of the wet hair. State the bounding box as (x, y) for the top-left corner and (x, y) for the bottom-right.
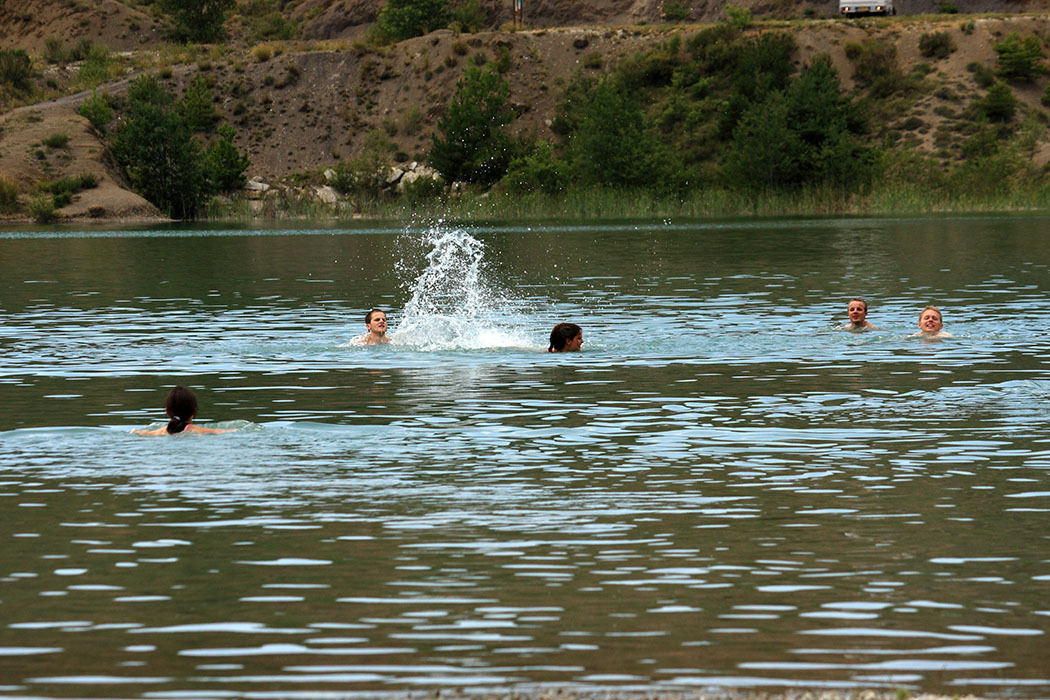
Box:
(919, 305), (942, 322)
(849, 298), (868, 312)
(365, 308), (385, 325)
(548, 322), (582, 352)
(165, 385), (198, 434)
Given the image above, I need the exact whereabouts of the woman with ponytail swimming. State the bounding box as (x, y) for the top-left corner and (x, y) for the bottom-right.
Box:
(133, 386), (233, 435)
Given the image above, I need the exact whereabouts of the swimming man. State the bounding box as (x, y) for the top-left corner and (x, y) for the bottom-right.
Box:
(911, 305), (954, 338)
(354, 309), (392, 345)
(840, 298), (878, 330)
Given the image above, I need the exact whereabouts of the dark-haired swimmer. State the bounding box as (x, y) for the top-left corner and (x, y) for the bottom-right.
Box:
(353, 309), (391, 345)
(549, 322), (583, 352)
(911, 305), (954, 338)
(133, 385), (233, 435)
(840, 298), (879, 330)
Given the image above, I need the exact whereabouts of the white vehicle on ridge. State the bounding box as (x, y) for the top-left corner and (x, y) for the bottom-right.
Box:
(840, 0), (896, 15)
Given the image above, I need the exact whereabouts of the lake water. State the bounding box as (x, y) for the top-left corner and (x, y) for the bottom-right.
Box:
(1, 216), (1049, 699)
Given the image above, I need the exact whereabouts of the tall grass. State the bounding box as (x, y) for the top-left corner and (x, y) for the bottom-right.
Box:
(203, 183), (1050, 223)
(72, 45), (116, 91)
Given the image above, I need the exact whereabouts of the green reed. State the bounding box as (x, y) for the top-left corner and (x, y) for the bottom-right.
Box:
(204, 183), (1050, 223)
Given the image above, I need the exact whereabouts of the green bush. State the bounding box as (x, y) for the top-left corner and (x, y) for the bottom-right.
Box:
(968, 61), (996, 88)
(28, 195), (57, 223)
(74, 45), (115, 90)
(46, 173), (97, 195)
(0, 48), (33, 91)
(42, 133), (69, 149)
(181, 73), (219, 132)
(938, 1), (958, 13)
(330, 130), (396, 197)
(451, 0), (486, 33)
(0, 175), (19, 214)
(111, 76), (213, 219)
(725, 54), (874, 191)
(919, 31), (956, 60)
(370, 0), (449, 43)
(252, 11), (298, 41)
(493, 45), (512, 73)
(400, 175), (445, 202)
(979, 81), (1018, 122)
(566, 77), (681, 192)
(723, 3), (752, 29)
(844, 39), (909, 97)
(44, 37), (93, 64)
(43, 37), (66, 64)
(206, 124), (251, 192)
(994, 32), (1046, 83)
(501, 141), (566, 195)
(78, 89), (114, 132)
(429, 66), (515, 185)
(662, 1), (690, 21)
(159, 0), (235, 43)
(724, 93), (801, 189)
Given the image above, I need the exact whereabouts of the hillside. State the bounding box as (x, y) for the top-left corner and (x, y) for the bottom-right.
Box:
(4, 0), (1050, 221)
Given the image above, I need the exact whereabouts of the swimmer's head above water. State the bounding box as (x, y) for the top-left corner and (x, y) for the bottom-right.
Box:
(165, 385), (198, 434)
(359, 308), (390, 344)
(910, 305), (954, 338)
(843, 298), (878, 330)
(132, 385), (233, 435)
(549, 323), (583, 352)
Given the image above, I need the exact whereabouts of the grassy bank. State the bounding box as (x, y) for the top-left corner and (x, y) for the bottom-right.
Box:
(203, 183), (1050, 223)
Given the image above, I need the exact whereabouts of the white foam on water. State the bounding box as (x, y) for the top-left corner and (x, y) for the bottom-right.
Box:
(392, 225), (531, 351)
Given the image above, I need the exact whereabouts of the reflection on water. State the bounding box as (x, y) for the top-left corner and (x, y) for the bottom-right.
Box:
(1, 217), (1049, 699)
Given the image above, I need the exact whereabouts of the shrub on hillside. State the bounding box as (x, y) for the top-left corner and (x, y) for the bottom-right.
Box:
(723, 4), (752, 29)
(0, 175), (19, 214)
(43, 133), (69, 149)
(718, 32), (797, 138)
(845, 39), (910, 98)
(967, 61), (996, 88)
(0, 49), (32, 91)
(978, 81), (1018, 122)
(994, 32), (1045, 83)
(370, 0), (449, 43)
(28, 195), (57, 223)
(43, 37), (93, 65)
(78, 89), (114, 132)
(566, 77), (682, 193)
(451, 0), (486, 33)
(206, 125), (250, 192)
(330, 130), (396, 197)
(159, 0), (235, 43)
(662, 1), (690, 21)
(111, 76), (213, 219)
(430, 66), (515, 186)
(73, 45), (116, 90)
(500, 141), (566, 195)
(725, 55), (875, 191)
(919, 31), (956, 60)
(181, 74), (219, 132)
(46, 173), (97, 196)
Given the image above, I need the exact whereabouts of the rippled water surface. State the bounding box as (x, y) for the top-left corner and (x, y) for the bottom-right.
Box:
(1, 216), (1049, 699)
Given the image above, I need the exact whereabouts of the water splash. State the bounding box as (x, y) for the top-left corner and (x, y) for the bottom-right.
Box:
(393, 225), (529, 350)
